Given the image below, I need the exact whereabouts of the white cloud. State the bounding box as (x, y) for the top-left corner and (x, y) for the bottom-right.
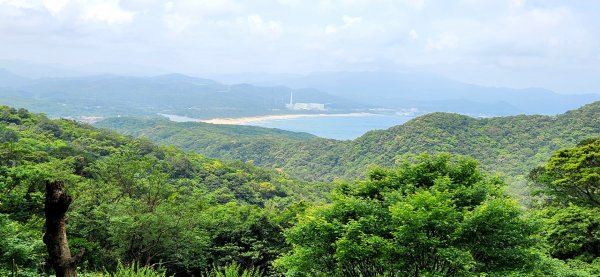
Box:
(509, 0), (525, 10)
(247, 14), (282, 38)
(0, 0), (138, 28)
(324, 25), (337, 34)
(426, 33), (458, 51)
(164, 1), (174, 12)
(277, 0), (301, 7)
(160, 0), (243, 35)
(43, 0), (68, 15)
(0, 0), (42, 9)
(342, 15), (362, 27)
(401, 0), (426, 10)
(324, 15), (362, 34)
(167, 0), (242, 18)
(121, 0), (161, 10)
(0, 0), (599, 92)
(524, 7), (568, 27)
(80, 1), (135, 25)
(409, 29), (418, 40)
(494, 6), (589, 57)
(0, 0), (136, 25)
(163, 13), (192, 35)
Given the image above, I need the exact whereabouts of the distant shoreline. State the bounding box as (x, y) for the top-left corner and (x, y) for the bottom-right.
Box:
(199, 112), (374, 125)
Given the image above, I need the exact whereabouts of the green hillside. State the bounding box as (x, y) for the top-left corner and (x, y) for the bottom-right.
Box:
(0, 106), (325, 275)
(97, 101), (600, 186)
(3, 105), (599, 276)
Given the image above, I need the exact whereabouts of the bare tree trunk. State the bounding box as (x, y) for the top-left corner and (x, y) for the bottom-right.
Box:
(43, 181), (83, 277)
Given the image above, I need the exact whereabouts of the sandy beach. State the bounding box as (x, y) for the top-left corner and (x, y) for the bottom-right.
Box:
(199, 112), (373, 125)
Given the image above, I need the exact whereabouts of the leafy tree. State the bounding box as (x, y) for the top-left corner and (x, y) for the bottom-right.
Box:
(0, 213), (45, 276)
(530, 138), (600, 207)
(0, 126), (20, 166)
(537, 205), (600, 261)
(276, 154), (541, 276)
(529, 139), (600, 275)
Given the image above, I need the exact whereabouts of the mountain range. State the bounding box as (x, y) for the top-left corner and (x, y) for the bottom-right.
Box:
(1, 65), (599, 120)
(0, 70), (364, 119)
(262, 70), (600, 115)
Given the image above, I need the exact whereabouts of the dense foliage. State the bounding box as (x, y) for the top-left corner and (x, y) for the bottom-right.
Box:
(96, 117), (318, 165)
(276, 154), (545, 276)
(529, 139), (600, 275)
(0, 106), (323, 276)
(530, 138), (600, 207)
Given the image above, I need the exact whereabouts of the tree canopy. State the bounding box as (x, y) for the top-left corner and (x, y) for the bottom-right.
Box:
(529, 138), (600, 275)
(530, 138), (600, 207)
(276, 154), (542, 276)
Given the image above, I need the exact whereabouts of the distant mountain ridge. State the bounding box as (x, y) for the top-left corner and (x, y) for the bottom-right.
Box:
(0, 70), (366, 119)
(0, 68), (31, 87)
(2, 67), (599, 119)
(269, 70), (600, 115)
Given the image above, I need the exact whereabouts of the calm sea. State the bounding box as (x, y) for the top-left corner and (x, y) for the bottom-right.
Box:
(243, 114), (413, 140)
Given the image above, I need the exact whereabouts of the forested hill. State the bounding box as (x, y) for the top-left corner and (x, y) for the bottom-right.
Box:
(97, 101), (600, 184)
(5, 104), (600, 275)
(0, 105), (325, 275)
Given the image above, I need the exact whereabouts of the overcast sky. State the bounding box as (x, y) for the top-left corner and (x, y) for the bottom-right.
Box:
(1, 0), (599, 93)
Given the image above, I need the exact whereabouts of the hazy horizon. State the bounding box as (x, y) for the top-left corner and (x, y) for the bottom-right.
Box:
(1, 0), (600, 94)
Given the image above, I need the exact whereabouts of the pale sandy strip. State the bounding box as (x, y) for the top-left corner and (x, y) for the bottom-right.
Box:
(199, 112), (373, 125)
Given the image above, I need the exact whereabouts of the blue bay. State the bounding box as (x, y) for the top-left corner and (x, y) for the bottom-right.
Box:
(243, 114), (413, 140)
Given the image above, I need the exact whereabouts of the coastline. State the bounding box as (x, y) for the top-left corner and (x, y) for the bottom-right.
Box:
(199, 112), (373, 125)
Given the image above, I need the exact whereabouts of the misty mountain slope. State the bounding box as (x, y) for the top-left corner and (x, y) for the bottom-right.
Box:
(3, 68), (597, 120)
(98, 101), (600, 184)
(276, 71), (600, 115)
(0, 68), (31, 87)
(0, 71), (367, 119)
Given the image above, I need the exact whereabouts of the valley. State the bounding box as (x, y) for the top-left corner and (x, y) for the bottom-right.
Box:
(2, 1), (600, 274)
(97, 101), (600, 186)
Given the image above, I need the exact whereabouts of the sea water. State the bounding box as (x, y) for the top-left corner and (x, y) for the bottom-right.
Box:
(243, 114), (413, 140)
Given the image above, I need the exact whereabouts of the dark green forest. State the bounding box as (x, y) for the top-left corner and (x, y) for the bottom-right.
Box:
(2, 105), (600, 276)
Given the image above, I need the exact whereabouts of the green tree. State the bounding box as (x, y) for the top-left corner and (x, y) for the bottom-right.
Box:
(530, 138), (600, 207)
(0, 213), (45, 276)
(276, 154), (541, 276)
(538, 205), (600, 262)
(529, 139), (600, 275)
(0, 126), (20, 166)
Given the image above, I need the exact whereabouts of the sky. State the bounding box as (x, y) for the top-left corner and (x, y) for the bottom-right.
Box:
(0, 0), (599, 93)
